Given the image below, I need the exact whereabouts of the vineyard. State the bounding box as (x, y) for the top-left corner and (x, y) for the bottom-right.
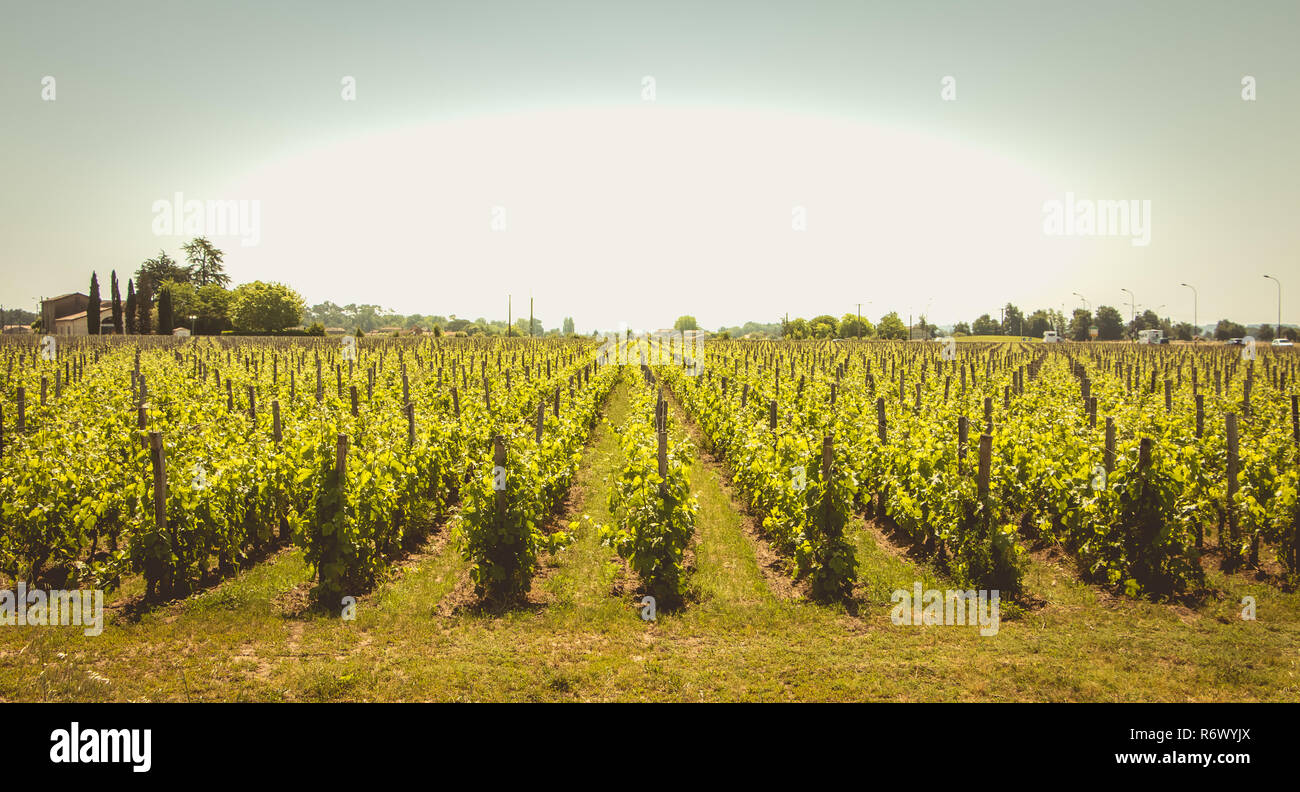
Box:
(1, 334), (1298, 702)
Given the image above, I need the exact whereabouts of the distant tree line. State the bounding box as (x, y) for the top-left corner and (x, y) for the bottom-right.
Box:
(300, 302), (582, 337)
(769, 303), (1297, 343)
(76, 237), (305, 336)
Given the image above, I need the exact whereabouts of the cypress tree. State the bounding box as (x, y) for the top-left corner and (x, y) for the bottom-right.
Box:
(110, 270), (123, 334)
(157, 287), (174, 335)
(87, 272), (101, 336)
(136, 281), (152, 335)
(125, 279), (137, 334)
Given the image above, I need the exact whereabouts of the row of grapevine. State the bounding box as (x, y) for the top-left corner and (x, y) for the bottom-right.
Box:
(458, 354), (618, 604)
(663, 339), (1299, 598)
(0, 335), (606, 605)
(657, 349), (859, 600)
(599, 363), (698, 600)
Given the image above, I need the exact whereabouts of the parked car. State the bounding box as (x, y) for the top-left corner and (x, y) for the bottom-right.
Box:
(1273, 339), (1294, 347)
(1227, 337), (1246, 346)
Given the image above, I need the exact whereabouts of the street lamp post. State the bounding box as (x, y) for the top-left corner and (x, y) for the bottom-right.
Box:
(1264, 275), (1281, 339)
(1180, 283), (1197, 339)
(1120, 289), (1135, 323)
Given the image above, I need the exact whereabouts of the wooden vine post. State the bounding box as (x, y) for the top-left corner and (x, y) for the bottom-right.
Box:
(957, 415), (969, 474)
(149, 430), (168, 597)
(977, 434), (992, 501)
(1226, 413), (1240, 563)
(820, 434), (838, 538)
(493, 435), (507, 531)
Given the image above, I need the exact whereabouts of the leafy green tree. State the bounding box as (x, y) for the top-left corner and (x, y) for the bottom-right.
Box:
(673, 315), (699, 331)
(195, 284), (233, 333)
(165, 281), (231, 334)
(514, 317), (544, 336)
(809, 315), (838, 338)
(136, 250), (187, 298)
(877, 312), (908, 340)
(562, 317), (575, 335)
(1094, 305), (1124, 340)
(1047, 309), (1067, 336)
(838, 313), (873, 338)
(951, 321), (971, 336)
(87, 272), (101, 336)
(718, 321), (782, 338)
(1026, 309), (1052, 337)
(783, 317), (809, 339)
(1127, 309), (1162, 338)
(1214, 319), (1246, 340)
(230, 281), (305, 334)
(0, 308), (37, 327)
(912, 315), (936, 340)
(1069, 308), (1092, 341)
(181, 237), (229, 287)
(1002, 303), (1024, 336)
(1172, 322), (1195, 341)
(971, 314), (999, 335)
(1256, 324), (1275, 342)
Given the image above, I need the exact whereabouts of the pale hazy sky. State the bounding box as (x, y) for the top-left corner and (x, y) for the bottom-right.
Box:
(2, 0), (1296, 331)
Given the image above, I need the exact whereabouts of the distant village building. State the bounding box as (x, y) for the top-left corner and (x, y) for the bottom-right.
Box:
(172, 327), (191, 337)
(41, 293), (88, 333)
(3, 325), (33, 335)
(53, 306), (116, 336)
